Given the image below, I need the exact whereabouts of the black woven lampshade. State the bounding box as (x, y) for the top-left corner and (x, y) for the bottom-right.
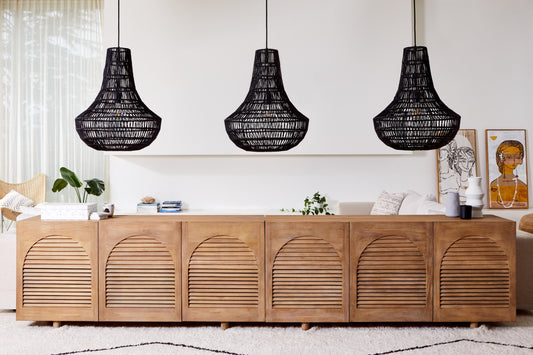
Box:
(75, 47), (161, 151)
(373, 46), (460, 151)
(225, 49), (309, 152)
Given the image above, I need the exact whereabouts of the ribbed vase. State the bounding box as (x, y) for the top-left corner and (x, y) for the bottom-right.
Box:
(465, 176), (484, 218)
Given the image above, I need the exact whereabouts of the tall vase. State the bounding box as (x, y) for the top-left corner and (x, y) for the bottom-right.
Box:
(445, 192), (460, 217)
(465, 176), (484, 218)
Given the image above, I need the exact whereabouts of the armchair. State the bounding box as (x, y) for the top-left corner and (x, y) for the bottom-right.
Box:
(0, 174), (46, 232)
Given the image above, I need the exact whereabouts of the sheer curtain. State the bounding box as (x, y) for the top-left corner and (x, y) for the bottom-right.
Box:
(0, 0), (106, 202)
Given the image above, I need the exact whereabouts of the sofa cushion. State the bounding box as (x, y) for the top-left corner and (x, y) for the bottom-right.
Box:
(370, 191), (405, 215)
(416, 199), (446, 215)
(0, 190), (34, 212)
(399, 190), (437, 215)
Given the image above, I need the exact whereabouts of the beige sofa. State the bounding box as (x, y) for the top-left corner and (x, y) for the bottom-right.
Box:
(338, 202), (533, 311)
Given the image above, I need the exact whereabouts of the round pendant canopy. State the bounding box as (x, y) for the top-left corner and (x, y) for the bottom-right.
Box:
(225, 49), (309, 152)
(75, 47), (161, 151)
(373, 46), (460, 151)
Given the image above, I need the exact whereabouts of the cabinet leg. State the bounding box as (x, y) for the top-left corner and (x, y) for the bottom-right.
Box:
(52, 321), (61, 328)
(221, 322), (229, 330)
(301, 322), (310, 331)
(470, 322), (479, 328)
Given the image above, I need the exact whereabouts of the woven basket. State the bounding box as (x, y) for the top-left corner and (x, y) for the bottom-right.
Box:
(76, 47), (161, 151)
(225, 49), (309, 152)
(373, 46), (460, 151)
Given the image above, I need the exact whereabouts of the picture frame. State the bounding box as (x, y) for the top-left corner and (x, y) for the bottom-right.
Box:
(486, 129), (528, 209)
(436, 129), (479, 204)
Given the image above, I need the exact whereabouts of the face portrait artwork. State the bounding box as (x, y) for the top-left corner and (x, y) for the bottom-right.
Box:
(437, 130), (478, 204)
(486, 130), (529, 209)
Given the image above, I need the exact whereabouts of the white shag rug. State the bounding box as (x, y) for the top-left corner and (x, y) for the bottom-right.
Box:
(1, 310), (532, 355)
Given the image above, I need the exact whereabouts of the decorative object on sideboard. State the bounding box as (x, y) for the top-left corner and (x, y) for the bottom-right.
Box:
(159, 200), (182, 213)
(224, 0), (309, 152)
(137, 200), (160, 214)
(41, 202), (97, 221)
(281, 192), (334, 215)
(90, 212), (109, 220)
(52, 167), (105, 203)
(373, 0), (460, 151)
(465, 176), (484, 218)
(445, 192), (460, 217)
(486, 129), (528, 209)
(75, 0), (161, 151)
(436, 129), (479, 204)
(459, 204), (472, 220)
(102, 203), (115, 217)
(141, 196), (156, 204)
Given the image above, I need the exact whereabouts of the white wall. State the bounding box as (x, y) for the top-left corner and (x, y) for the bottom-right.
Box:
(107, 0), (533, 212)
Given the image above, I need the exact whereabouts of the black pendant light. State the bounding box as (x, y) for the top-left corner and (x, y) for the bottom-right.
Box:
(373, 0), (460, 151)
(76, 0), (161, 151)
(224, 0), (309, 152)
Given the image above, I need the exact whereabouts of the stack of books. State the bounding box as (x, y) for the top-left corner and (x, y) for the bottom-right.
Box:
(137, 202), (160, 214)
(159, 201), (182, 213)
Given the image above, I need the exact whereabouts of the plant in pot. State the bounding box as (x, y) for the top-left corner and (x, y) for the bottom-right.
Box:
(52, 167), (105, 202)
(281, 191), (334, 215)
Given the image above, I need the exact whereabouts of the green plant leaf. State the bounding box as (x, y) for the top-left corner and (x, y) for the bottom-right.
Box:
(60, 167), (82, 188)
(84, 178), (105, 196)
(52, 178), (68, 192)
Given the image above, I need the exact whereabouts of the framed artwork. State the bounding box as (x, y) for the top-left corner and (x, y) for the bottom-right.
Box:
(436, 129), (479, 204)
(486, 129), (528, 209)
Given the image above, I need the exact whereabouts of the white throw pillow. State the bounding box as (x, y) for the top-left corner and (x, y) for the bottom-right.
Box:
(0, 190), (35, 212)
(398, 190), (423, 214)
(417, 199), (446, 215)
(371, 191), (405, 215)
(399, 190), (438, 215)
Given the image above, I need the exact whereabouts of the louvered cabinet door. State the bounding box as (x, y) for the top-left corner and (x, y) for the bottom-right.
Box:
(351, 222), (433, 322)
(99, 217), (181, 321)
(182, 217), (265, 322)
(434, 220), (516, 322)
(266, 218), (350, 323)
(16, 218), (98, 321)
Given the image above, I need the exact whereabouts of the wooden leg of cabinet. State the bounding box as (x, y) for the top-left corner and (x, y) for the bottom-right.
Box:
(470, 322), (479, 328)
(221, 322), (230, 330)
(52, 321), (61, 328)
(301, 323), (310, 331)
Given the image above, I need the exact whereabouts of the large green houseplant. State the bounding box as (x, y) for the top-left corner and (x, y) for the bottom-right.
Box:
(52, 167), (105, 203)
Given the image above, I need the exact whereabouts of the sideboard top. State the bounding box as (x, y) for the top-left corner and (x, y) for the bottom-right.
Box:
(19, 214), (516, 225)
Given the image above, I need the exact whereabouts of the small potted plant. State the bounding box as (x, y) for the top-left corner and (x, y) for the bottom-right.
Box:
(52, 167), (105, 202)
(281, 192), (334, 215)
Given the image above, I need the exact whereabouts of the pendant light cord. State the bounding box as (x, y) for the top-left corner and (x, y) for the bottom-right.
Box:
(265, 0), (268, 49)
(412, 0), (416, 47)
(118, 0), (120, 48)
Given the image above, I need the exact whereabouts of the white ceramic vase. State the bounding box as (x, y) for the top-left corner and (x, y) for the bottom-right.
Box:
(465, 176), (484, 218)
(445, 192), (460, 217)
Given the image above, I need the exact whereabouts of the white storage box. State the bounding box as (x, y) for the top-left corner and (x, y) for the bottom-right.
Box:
(40, 202), (97, 221)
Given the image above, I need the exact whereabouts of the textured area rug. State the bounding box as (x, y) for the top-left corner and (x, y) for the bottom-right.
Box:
(1, 311), (532, 355)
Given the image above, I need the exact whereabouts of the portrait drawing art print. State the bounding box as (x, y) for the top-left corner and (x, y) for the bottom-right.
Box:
(436, 129), (479, 204)
(486, 129), (528, 209)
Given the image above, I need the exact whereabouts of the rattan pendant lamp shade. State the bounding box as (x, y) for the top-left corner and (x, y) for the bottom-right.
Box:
(373, 0), (460, 151)
(224, 0), (309, 152)
(75, 0), (161, 151)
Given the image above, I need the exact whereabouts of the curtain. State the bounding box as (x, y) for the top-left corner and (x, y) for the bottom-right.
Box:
(0, 0), (105, 202)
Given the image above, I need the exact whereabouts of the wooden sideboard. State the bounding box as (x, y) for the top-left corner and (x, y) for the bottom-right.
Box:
(16, 214), (516, 329)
